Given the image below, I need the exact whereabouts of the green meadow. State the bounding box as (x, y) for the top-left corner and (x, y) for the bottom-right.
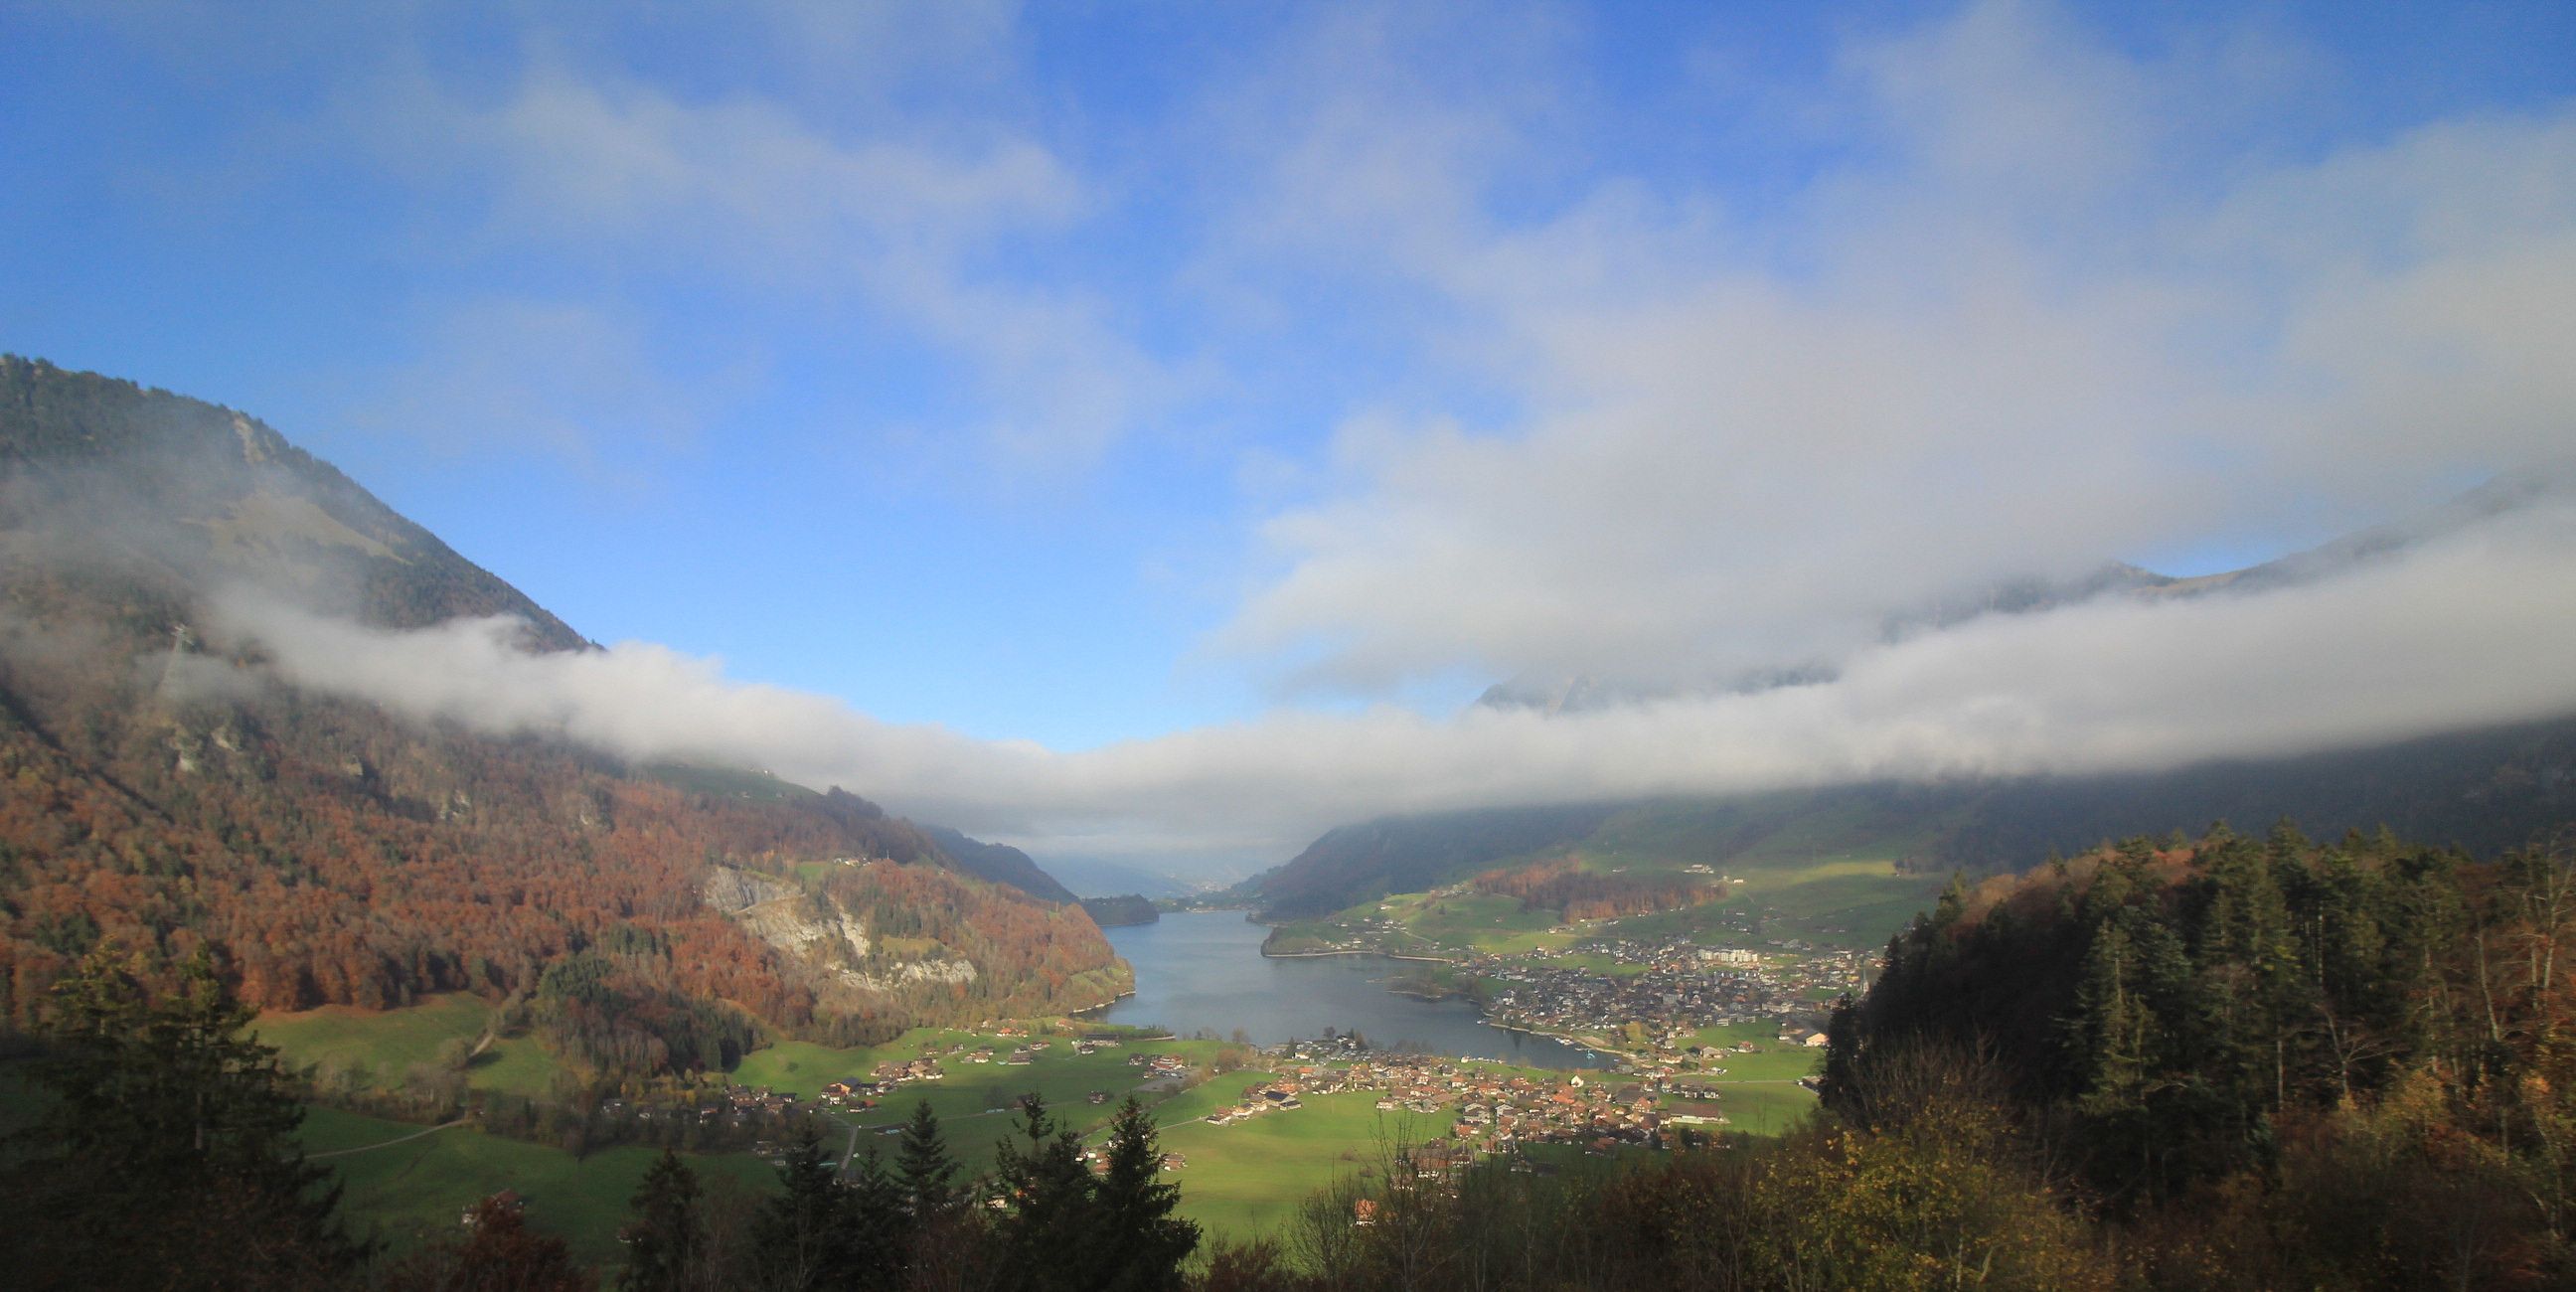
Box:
(253, 991), (574, 1099)
(236, 1012), (1274, 1260)
(1149, 1087), (1438, 1244)
(252, 993), (492, 1085)
(1681, 1020), (1826, 1081)
(466, 1034), (564, 1097)
(724, 1028), (1259, 1174)
(300, 1106), (776, 1267)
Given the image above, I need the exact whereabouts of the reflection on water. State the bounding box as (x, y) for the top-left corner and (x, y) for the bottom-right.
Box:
(1095, 909), (1611, 1070)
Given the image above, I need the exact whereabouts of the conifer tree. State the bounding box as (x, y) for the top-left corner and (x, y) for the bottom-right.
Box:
(1090, 1096), (1199, 1292)
(991, 1093), (1099, 1292)
(754, 1124), (856, 1291)
(896, 1098), (961, 1220)
(619, 1149), (705, 1291)
(0, 946), (365, 1288)
(845, 1145), (912, 1292)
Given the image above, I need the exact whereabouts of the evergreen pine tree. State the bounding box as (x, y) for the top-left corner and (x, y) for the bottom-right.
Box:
(896, 1098), (961, 1221)
(1089, 1096), (1199, 1292)
(754, 1124), (857, 1291)
(0, 946), (366, 1288)
(991, 1093), (1099, 1292)
(618, 1149), (705, 1291)
(845, 1145), (912, 1292)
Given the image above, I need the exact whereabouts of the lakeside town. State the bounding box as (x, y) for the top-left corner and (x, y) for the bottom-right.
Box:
(690, 1025), (1826, 1176)
(1194, 1043), (1798, 1160)
(1265, 888), (1871, 1061)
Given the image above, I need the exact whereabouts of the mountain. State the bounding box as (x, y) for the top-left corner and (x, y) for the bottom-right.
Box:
(1076, 894), (1160, 927)
(1046, 855), (1246, 900)
(1244, 718), (2576, 923)
(1244, 802), (1623, 920)
(918, 824), (1079, 904)
(0, 357), (1123, 1063)
(641, 761), (1083, 906)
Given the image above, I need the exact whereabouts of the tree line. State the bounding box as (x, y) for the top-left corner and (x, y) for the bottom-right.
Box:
(1470, 856), (1715, 921)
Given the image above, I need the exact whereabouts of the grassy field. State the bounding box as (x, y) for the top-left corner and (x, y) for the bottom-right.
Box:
(726, 1028), (1258, 1172)
(1687, 1082), (1816, 1136)
(253, 992), (574, 1099)
(1150, 1085), (1455, 1244)
(253, 993), (492, 1086)
(1385, 891), (1563, 953)
(467, 1035), (564, 1097)
(301, 1106), (776, 1267)
(1682, 1021), (1824, 1080)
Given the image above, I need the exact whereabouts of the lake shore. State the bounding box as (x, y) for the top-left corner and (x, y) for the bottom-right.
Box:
(1098, 911), (1611, 1069)
(1259, 947), (1455, 964)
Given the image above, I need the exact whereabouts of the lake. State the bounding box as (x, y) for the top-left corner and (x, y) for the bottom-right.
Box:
(1093, 909), (1611, 1069)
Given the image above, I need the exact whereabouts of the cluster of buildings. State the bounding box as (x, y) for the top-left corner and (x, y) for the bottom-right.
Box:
(1469, 936), (1858, 1056)
(1196, 1052), (1729, 1158)
(1480, 961), (1769, 1045)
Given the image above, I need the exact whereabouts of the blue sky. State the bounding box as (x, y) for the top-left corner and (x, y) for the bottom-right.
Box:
(7, 2), (2576, 870)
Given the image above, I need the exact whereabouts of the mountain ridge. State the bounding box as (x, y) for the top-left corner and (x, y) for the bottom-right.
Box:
(0, 357), (1114, 1063)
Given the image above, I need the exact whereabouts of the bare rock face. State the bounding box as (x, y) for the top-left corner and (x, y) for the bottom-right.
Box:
(701, 865), (980, 1004)
(700, 866), (798, 916)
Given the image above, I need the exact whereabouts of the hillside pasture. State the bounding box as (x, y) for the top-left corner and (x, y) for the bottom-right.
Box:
(465, 1034), (564, 1097)
(254, 993), (491, 1088)
(1150, 1088), (1450, 1245)
(301, 1106), (774, 1267)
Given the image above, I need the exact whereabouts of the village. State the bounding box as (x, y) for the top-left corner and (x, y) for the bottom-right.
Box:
(1274, 882), (1873, 1064)
(1187, 1048), (1745, 1161)
(1468, 937), (1867, 1055)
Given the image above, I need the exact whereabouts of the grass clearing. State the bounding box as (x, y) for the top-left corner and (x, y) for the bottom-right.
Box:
(466, 1035), (563, 1098)
(729, 1029), (1257, 1171)
(1151, 1089), (1450, 1244)
(253, 994), (491, 1088)
(1681, 1021), (1825, 1081)
(302, 1106), (774, 1267)
(1693, 1082), (1818, 1136)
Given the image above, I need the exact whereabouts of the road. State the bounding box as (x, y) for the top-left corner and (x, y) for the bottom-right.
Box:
(307, 1118), (469, 1159)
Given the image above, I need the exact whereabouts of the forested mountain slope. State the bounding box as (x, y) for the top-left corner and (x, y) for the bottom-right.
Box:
(1243, 717), (2576, 923)
(0, 357), (1118, 1065)
(1811, 824), (2576, 1285)
(921, 824), (1079, 904)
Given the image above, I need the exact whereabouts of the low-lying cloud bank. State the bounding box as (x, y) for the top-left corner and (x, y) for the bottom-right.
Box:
(204, 499), (2576, 872)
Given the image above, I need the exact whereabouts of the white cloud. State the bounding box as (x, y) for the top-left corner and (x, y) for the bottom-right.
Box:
(297, 12), (1190, 475)
(1200, 0), (2576, 697)
(210, 501), (2576, 870)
